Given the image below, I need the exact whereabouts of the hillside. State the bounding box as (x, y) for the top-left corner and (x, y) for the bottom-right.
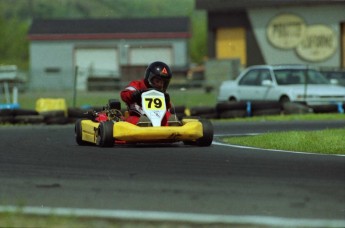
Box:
(0, 0), (206, 69)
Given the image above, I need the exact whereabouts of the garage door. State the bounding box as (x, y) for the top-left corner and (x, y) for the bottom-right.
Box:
(129, 47), (172, 66)
(216, 27), (246, 66)
(75, 48), (119, 90)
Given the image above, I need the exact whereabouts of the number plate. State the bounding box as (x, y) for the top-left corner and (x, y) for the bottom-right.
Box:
(141, 90), (166, 127)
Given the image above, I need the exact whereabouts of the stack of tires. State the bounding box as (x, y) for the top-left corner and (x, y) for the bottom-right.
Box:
(0, 108), (44, 124)
(216, 101), (247, 119)
(216, 101), (282, 119)
(189, 106), (218, 119)
(309, 103), (345, 114)
(215, 101), (344, 118)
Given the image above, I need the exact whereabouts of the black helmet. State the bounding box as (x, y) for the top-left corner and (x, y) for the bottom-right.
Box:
(144, 61), (172, 92)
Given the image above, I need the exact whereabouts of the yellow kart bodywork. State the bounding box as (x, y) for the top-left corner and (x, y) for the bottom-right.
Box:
(79, 118), (204, 144)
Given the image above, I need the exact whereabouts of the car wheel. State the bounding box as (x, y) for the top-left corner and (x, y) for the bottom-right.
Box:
(279, 96), (290, 104)
(75, 119), (88, 146)
(195, 119), (214, 147)
(97, 121), (114, 147)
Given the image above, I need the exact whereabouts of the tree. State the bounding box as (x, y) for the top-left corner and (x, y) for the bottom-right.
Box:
(0, 17), (29, 69)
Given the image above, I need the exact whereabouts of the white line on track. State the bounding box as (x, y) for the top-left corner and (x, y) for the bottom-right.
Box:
(0, 205), (344, 227)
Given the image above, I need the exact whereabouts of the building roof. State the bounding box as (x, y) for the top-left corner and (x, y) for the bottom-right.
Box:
(28, 17), (190, 40)
(195, 0), (345, 11)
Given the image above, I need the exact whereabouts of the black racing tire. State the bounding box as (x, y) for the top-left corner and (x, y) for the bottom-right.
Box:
(183, 118), (213, 147)
(75, 119), (88, 146)
(97, 121), (114, 147)
(195, 119), (213, 147)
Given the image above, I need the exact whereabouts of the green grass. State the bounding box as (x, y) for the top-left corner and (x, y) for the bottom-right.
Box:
(15, 88), (216, 110)
(222, 128), (345, 155)
(214, 113), (345, 122)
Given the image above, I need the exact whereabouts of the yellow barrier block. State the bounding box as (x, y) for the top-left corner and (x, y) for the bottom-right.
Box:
(35, 98), (67, 116)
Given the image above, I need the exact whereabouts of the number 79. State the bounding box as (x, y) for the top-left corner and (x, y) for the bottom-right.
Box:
(145, 98), (163, 108)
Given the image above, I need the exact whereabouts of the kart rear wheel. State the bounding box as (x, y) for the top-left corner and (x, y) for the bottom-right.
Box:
(75, 119), (88, 146)
(97, 121), (114, 147)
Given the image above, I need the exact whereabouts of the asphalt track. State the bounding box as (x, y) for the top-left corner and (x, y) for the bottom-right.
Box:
(0, 120), (344, 226)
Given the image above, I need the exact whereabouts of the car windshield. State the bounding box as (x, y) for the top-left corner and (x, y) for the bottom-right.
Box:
(273, 69), (330, 85)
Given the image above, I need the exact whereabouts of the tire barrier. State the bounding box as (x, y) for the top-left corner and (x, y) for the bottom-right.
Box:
(189, 106), (218, 119)
(216, 101), (282, 118)
(309, 103), (345, 114)
(249, 101), (282, 117)
(0, 107), (89, 125)
(0, 101), (344, 124)
(216, 101), (247, 119)
(216, 101), (345, 119)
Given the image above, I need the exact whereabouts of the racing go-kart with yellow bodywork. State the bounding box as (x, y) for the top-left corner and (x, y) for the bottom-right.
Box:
(75, 90), (213, 147)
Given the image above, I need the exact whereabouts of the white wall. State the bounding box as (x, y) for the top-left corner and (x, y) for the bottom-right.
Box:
(248, 4), (345, 67)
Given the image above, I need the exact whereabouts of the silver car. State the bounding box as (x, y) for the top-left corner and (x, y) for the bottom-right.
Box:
(217, 65), (345, 105)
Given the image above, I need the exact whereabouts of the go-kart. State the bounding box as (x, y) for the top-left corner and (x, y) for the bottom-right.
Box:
(75, 89), (213, 147)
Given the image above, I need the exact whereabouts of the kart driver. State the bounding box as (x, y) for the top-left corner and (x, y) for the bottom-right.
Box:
(120, 61), (172, 125)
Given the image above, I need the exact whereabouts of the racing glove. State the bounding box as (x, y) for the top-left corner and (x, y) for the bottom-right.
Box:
(132, 89), (144, 104)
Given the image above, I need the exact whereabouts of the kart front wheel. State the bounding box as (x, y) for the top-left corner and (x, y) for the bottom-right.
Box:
(97, 121), (114, 147)
(183, 118), (213, 147)
(195, 119), (214, 147)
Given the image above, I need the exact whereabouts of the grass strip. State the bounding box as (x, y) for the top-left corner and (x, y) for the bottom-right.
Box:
(17, 89), (217, 109)
(222, 128), (345, 155)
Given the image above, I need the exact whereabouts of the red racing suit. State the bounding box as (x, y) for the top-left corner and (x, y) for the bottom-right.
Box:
(120, 79), (171, 125)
